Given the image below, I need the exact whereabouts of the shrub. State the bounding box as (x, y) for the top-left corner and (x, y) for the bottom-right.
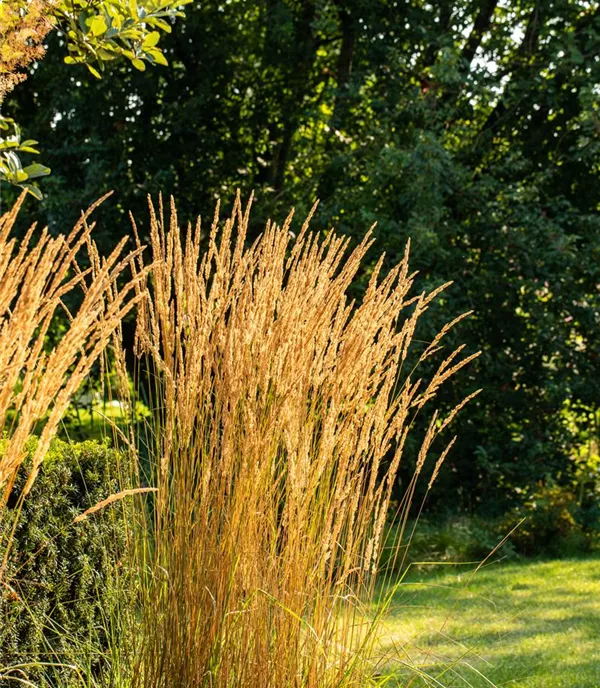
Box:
(381, 514), (516, 574)
(0, 437), (131, 685)
(501, 481), (599, 556)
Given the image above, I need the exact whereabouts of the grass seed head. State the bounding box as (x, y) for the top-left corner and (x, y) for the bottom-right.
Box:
(128, 194), (479, 687)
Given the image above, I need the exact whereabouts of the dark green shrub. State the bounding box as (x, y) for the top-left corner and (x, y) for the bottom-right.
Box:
(0, 437), (132, 685)
(381, 514), (516, 575)
(501, 481), (600, 556)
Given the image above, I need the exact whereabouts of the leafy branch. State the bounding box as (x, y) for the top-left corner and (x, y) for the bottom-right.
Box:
(0, 0), (190, 198)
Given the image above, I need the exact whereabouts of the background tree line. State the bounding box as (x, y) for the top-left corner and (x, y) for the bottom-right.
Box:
(4, 0), (600, 513)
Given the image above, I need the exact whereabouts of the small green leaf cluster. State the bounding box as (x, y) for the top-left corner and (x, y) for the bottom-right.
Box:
(0, 116), (50, 199)
(501, 480), (600, 556)
(56, 0), (191, 77)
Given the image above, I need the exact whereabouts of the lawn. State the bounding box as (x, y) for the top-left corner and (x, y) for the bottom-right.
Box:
(378, 556), (600, 687)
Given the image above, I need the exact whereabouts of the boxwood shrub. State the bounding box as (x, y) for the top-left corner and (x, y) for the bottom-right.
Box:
(0, 437), (132, 685)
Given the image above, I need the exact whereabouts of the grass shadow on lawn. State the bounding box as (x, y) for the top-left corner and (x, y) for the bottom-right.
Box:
(376, 556), (600, 687)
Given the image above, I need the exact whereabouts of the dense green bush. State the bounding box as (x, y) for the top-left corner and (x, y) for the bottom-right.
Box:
(501, 481), (600, 557)
(0, 437), (131, 684)
(381, 514), (516, 575)
(382, 487), (600, 572)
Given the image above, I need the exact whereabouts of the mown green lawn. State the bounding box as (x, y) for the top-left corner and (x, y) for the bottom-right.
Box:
(377, 556), (600, 687)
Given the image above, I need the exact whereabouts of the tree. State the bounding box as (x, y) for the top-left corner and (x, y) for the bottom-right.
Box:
(6, 0), (600, 510)
(0, 0), (189, 198)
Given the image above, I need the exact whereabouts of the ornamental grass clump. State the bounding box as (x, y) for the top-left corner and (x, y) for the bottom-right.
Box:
(127, 193), (479, 687)
(0, 193), (147, 507)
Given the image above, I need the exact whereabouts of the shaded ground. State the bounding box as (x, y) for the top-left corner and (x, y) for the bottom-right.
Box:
(378, 556), (600, 687)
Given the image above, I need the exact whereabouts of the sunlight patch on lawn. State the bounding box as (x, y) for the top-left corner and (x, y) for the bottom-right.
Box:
(377, 556), (600, 687)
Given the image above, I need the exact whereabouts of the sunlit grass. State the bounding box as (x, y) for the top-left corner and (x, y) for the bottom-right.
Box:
(379, 556), (600, 687)
(59, 399), (150, 442)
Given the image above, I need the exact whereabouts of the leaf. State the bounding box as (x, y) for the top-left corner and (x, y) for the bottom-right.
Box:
(110, 10), (123, 30)
(86, 63), (102, 79)
(23, 163), (51, 179)
(89, 15), (108, 36)
(79, 10), (89, 34)
(146, 48), (168, 66)
(132, 58), (146, 71)
(97, 47), (119, 60)
(152, 18), (172, 33)
(22, 183), (43, 200)
(143, 30), (161, 48)
(4, 151), (21, 172)
(570, 47), (584, 65)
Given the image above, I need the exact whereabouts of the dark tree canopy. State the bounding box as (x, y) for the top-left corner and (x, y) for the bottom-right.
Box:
(5, 0), (600, 511)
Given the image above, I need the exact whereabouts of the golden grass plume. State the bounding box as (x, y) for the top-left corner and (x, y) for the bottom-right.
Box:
(126, 193), (480, 687)
(0, 193), (148, 504)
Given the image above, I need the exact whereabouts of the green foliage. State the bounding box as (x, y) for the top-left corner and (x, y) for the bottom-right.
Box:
(0, 116), (49, 199)
(502, 480), (600, 556)
(0, 0), (188, 198)
(501, 409), (600, 555)
(5, 0), (599, 511)
(54, 0), (191, 76)
(0, 437), (132, 685)
(381, 515), (516, 575)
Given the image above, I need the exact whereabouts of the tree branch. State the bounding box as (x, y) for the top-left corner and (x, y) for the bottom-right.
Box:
(461, 0), (499, 67)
